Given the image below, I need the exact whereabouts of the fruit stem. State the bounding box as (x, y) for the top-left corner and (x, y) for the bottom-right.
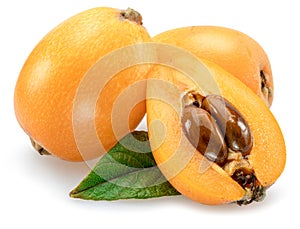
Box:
(30, 137), (51, 156)
(120, 8), (143, 25)
(260, 70), (272, 106)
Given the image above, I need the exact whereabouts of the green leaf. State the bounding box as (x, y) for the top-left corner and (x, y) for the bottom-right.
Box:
(70, 131), (180, 200)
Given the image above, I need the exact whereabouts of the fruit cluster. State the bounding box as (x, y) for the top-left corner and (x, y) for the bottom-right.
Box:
(14, 7), (285, 205)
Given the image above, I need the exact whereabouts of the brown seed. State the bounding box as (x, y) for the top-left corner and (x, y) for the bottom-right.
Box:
(201, 95), (253, 156)
(182, 105), (228, 166)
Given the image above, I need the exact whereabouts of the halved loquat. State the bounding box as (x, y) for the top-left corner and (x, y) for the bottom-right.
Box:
(153, 26), (274, 107)
(146, 58), (285, 205)
(14, 7), (151, 161)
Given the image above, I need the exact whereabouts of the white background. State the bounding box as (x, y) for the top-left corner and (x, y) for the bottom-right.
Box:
(1, 0), (298, 228)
